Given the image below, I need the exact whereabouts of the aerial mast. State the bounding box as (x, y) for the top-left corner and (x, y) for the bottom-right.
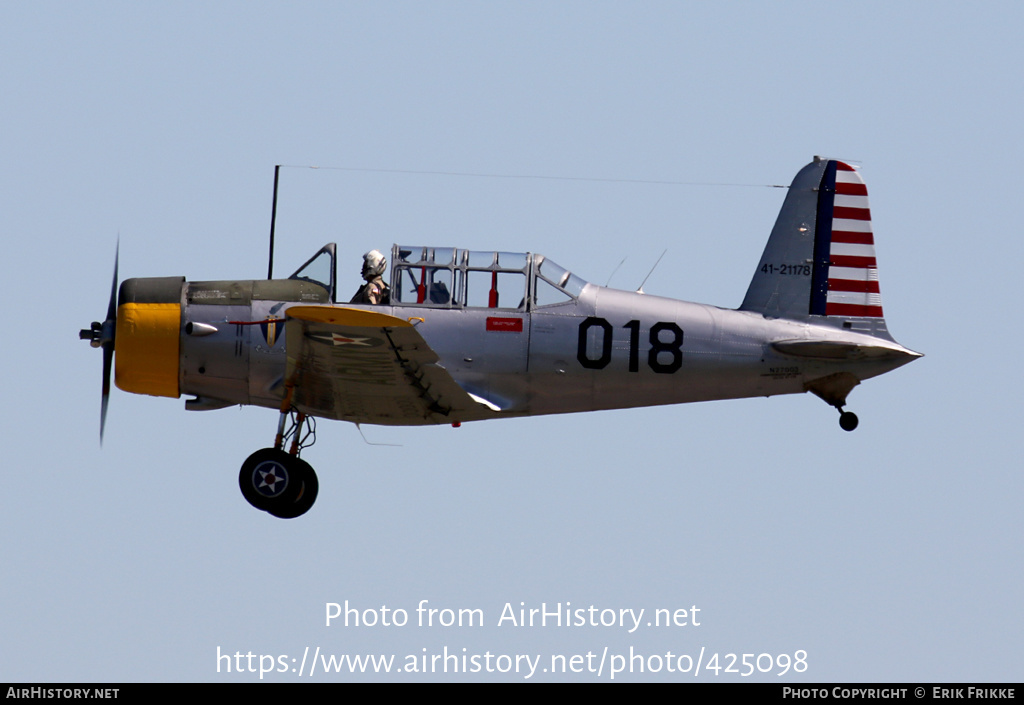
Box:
(267, 164), (281, 279)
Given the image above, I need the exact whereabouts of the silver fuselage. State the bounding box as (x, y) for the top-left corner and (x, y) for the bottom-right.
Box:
(175, 281), (917, 424)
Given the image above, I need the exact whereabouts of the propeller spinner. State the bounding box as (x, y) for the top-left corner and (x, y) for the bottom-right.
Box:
(79, 243), (119, 442)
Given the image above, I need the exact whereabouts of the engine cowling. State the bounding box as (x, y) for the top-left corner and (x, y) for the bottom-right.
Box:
(114, 277), (185, 398)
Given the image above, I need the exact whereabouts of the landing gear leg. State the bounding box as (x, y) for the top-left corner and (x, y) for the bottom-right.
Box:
(806, 372), (861, 433)
(239, 405), (320, 518)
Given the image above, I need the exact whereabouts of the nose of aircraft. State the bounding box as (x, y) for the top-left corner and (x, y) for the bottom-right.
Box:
(79, 246), (186, 441)
(114, 277), (185, 399)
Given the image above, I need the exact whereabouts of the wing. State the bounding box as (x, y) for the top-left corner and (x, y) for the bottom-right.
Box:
(284, 306), (493, 425)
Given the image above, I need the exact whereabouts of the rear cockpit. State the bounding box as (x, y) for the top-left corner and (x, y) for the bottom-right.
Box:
(390, 245), (588, 310)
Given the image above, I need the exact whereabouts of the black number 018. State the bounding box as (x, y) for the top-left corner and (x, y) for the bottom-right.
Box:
(577, 317), (683, 373)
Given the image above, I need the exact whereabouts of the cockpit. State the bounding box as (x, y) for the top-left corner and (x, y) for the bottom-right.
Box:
(390, 245), (588, 310)
(285, 243), (588, 309)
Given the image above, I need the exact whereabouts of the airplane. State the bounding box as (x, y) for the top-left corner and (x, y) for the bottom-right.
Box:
(80, 156), (921, 519)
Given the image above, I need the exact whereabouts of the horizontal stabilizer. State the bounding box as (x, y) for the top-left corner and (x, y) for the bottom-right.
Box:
(772, 339), (920, 363)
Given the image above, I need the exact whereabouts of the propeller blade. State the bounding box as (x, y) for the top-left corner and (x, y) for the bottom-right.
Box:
(88, 240), (118, 444)
(101, 343), (112, 443)
(106, 241), (119, 324)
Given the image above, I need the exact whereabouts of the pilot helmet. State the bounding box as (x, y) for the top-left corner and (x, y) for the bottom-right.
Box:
(361, 249), (387, 279)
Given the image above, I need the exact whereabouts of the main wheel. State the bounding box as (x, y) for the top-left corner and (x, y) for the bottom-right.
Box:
(239, 448), (303, 513)
(268, 457), (319, 519)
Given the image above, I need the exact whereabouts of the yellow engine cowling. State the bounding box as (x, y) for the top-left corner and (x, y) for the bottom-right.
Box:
(114, 277), (185, 398)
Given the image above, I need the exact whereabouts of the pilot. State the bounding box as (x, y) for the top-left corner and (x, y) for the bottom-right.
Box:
(350, 249), (390, 305)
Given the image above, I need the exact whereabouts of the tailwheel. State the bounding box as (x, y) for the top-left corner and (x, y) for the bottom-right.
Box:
(839, 410), (859, 432)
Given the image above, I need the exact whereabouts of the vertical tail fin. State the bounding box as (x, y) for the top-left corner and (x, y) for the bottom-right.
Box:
(810, 161), (884, 319)
(740, 157), (892, 340)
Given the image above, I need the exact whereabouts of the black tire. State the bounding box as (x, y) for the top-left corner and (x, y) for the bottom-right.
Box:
(239, 448), (303, 513)
(839, 411), (859, 432)
(268, 458), (319, 519)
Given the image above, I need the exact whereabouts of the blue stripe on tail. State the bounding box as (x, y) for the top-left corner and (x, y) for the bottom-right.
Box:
(809, 160), (837, 316)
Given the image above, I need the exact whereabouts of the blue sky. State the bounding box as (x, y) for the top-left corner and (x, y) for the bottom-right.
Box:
(2, 1), (1021, 682)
